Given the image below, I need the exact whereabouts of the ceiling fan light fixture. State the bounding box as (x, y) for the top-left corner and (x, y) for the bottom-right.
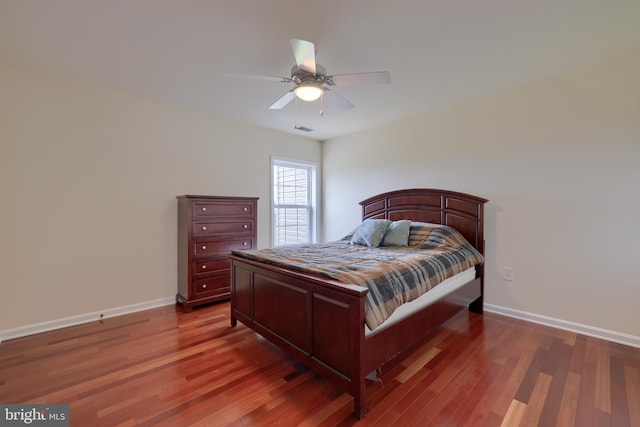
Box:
(294, 83), (324, 101)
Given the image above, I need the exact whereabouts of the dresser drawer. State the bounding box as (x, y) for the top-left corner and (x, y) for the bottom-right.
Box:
(193, 237), (253, 257)
(193, 258), (230, 276)
(192, 273), (230, 297)
(193, 201), (255, 219)
(193, 220), (254, 237)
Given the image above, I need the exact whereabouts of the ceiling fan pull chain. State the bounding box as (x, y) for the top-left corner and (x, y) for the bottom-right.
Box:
(320, 94), (324, 116)
(294, 95), (299, 129)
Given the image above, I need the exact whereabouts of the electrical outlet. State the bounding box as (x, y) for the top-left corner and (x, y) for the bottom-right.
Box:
(503, 267), (515, 281)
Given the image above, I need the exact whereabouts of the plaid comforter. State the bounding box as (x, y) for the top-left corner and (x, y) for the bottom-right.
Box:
(232, 223), (484, 331)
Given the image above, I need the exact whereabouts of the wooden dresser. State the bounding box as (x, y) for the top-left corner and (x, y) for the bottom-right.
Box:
(176, 195), (258, 312)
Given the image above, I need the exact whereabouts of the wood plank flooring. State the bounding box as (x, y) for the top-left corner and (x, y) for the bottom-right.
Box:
(1, 302), (639, 426)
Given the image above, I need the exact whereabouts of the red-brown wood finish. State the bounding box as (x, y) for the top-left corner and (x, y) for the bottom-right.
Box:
(230, 189), (488, 419)
(177, 195), (258, 312)
(2, 302), (638, 426)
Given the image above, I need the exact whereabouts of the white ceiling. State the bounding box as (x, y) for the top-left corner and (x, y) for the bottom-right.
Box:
(2, 0), (639, 141)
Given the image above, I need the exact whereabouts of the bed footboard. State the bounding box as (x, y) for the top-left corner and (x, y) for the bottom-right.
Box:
(230, 255), (370, 418)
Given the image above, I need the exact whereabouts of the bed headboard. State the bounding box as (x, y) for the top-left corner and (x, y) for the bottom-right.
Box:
(360, 188), (488, 254)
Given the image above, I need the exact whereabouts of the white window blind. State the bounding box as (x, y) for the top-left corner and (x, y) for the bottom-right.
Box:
(272, 158), (316, 247)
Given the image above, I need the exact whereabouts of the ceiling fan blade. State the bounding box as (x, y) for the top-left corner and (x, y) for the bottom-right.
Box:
(290, 39), (316, 74)
(269, 90), (295, 109)
(323, 89), (354, 111)
(224, 73), (293, 83)
(326, 71), (391, 86)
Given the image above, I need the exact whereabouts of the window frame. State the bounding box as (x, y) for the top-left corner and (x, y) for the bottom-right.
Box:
(270, 156), (318, 247)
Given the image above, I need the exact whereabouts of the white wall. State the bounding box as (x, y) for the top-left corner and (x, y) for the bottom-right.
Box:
(322, 50), (640, 340)
(0, 62), (321, 331)
(2, 50), (638, 343)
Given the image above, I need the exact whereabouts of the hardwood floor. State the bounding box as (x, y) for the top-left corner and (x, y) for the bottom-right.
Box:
(1, 302), (639, 426)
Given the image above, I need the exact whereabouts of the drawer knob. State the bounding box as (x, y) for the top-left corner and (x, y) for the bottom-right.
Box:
(202, 226), (207, 230)
(243, 224), (248, 229)
(201, 245), (206, 250)
(201, 207), (207, 211)
(202, 284), (207, 289)
(243, 241), (248, 246)
(201, 265), (207, 270)
(243, 207), (248, 211)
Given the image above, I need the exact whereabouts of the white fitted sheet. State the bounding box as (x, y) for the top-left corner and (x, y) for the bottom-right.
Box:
(364, 267), (477, 337)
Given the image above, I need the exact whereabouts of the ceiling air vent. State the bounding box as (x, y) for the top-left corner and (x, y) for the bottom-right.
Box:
(295, 126), (313, 132)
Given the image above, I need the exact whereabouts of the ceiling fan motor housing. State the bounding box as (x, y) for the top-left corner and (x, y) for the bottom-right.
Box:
(290, 64), (327, 85)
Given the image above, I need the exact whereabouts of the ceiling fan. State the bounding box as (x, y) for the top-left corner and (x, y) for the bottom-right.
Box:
(226, 39), (391, 111)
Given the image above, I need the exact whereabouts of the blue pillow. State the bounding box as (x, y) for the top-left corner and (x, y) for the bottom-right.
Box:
(350, 219), (391, 247)
(381, 220), (411, 246)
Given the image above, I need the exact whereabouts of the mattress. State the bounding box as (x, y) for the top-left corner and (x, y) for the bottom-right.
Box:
(364, 267), (476, 337)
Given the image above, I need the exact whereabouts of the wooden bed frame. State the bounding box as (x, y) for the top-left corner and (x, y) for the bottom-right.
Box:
(229, 188), (488, 419)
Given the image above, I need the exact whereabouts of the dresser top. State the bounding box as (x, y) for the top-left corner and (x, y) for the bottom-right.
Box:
(176, 195), (259, 200)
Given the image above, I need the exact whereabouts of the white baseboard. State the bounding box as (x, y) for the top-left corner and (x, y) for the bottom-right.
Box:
(0, 296), (176, 343)
(484, 303), (640, 349)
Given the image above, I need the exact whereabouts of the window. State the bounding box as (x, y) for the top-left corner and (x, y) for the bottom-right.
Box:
(271, 157), (317, 247)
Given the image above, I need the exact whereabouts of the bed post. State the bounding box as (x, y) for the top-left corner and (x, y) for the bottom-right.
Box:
(353, 293), (367, 419)
(468, 266), (484, 314)
(468, 238), (485, 314)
